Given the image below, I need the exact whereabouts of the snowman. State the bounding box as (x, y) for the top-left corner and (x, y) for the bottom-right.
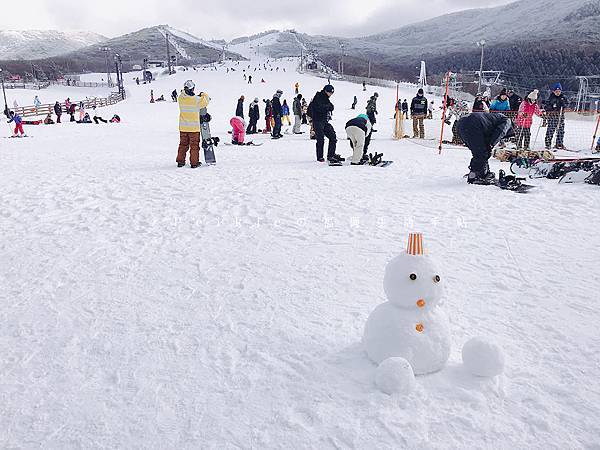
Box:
(363, 233), (451, 375)
(364, 233), (504, 394)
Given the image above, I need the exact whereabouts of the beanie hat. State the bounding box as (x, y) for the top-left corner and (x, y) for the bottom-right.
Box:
(324, 84), (334, 93)
(499, 88), (507, 96)
(553, 83), (563, 91)
(527, 89), (539, 101)
(417, 88), (424, 95)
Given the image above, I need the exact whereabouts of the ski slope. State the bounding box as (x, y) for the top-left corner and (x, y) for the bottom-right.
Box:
(1, 57), (600, 448)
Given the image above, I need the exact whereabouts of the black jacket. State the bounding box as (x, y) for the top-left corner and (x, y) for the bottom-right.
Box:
(410, 95), (428, 116)
(458, 113), (514, 150)
(308, 90), (334, 123)
(545, 92), (568, 113)
(271, 96), (282, 117)
(293, 98), (302, 116)
(249, 103), (260, 121)
(508, 94), (522, 111)
(54, 102), (62, 114)
(236, 99), (244, 118)
(401, 101), (409, 112)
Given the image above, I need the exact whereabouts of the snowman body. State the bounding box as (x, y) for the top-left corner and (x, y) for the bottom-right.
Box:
(363, 244), (451, 375)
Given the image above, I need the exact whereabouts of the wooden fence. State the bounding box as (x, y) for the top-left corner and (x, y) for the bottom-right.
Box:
(11, 92), (125, 118)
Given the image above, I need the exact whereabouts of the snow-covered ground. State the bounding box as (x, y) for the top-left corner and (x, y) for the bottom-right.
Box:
(1, 57), (600, 448)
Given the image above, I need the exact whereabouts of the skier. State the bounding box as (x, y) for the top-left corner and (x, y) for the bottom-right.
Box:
(345, 114), (373, 165)
(410, 88), (428, 139)
(271, 90), (283, 139)
(362, 81), (366, 91)
(263, 99), (273, 133)
(176, 80), (209, 168)
(7, 111), (25, 137)
(401, 99), (409, 119)
(171, 89), (178, 102)
(457, 112), (514, 185)
(307, 84), (340, 163)
(150, 90), (155, 103)
(366, 93), (379, 131)
(295, 82), (300, 94)
(236, 96), (245, 119)
(292, 94), (303, 134)
(281, 99), (291, 126)
(248, 75), (252, 84)
(351, 95), (357, 110)
(545, 83), (568, 150)
(230, 116), (246, 145)
(246, 98), (260, 134)
(515, 90), (543, 151)
(53, 101), (62, 123)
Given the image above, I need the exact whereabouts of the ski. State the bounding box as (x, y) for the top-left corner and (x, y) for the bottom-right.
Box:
(200, 108), (217, 165)
(224, 141), (263, 147)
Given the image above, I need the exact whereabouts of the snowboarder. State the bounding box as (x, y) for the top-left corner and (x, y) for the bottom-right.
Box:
(7, 111), (25, 136)
(545, 83), (568, 150)
(281, 99), (291, 126)
(76, 113), (93, 124)
(515, 90), (543, 151)
(53, 101), (62, 123)
(345, 114), (373, 165)
(410, 89), (428, 139)
(230, 116), (246, 145)
(271, 90), (283, 139)
(236, 96), (245, 119)
(248, 75), (252, 84)
(366, 93), (378, 131)
(247, 98), (260, 134)
(293, 94), (303, 134)
(301, 98), (308, 125)
(263, 99), (273, 133)
(457, 112), (514, 184)
(351, 95), (357, 110)
(362, 81), (366, 91)
(171, 89), (178, 102)
(307, 84), (339, 163)
(176, 80), (209, 168)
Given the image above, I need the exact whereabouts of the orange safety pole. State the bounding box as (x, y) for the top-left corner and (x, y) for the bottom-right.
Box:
(438, 71), (451, 155)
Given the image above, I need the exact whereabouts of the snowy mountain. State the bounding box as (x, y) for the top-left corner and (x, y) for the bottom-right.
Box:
(0, 26), (243, 80)
(0, 30), (107, 60)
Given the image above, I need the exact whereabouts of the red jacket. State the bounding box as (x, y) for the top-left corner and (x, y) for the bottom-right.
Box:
(516, 100), (542, 128)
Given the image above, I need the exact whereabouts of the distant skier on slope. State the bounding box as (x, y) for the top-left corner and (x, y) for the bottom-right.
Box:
(457, 112), (514, 185)
(176, 80), (209, 168)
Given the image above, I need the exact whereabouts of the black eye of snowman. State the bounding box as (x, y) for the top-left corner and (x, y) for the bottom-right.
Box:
(434, 275), (441, 283)
(409, 273), (417, 281)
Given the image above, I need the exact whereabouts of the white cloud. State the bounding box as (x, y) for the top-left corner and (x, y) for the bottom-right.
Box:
(0, 0), (514, 39)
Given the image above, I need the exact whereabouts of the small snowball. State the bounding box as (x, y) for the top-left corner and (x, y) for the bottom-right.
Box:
(375, 357), (416, 395)
(462, 337), (505, 377)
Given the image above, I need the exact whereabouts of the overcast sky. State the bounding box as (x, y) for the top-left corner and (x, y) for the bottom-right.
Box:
(1, 0), (514, 40)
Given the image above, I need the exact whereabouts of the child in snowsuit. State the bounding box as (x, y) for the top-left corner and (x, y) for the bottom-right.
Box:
(230, 116), (246, 145)
(7, 111), (25, 136)
(515, 90), (543, 151)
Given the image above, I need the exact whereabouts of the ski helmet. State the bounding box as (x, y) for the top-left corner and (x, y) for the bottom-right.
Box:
(184, 80), (195, 90)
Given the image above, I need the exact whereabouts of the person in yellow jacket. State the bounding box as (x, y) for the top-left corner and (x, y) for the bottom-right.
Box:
(177, 80), (209, 168)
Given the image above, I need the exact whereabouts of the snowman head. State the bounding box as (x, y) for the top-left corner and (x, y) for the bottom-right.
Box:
(383, 233), (444, 310)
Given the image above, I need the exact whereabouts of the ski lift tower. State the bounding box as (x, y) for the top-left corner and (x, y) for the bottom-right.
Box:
(576, 75), (600, 113)
(418, 61), (427, 89)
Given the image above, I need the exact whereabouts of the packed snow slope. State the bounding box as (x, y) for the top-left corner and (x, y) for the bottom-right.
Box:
(1, 58), (600, 448)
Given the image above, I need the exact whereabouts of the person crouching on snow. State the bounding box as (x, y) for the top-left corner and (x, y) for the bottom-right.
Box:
(230, 116), (246, 145)
(345, 114), (373, 165)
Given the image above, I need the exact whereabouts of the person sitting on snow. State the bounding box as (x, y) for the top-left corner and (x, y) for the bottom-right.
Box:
(44, 113), (55, 125)
(110, 114), (121, 123)
(230, 116), (246, 145)
(457, 112), (514, 185)
(76, 113), (93, 124)
(345, 114), (373, 165)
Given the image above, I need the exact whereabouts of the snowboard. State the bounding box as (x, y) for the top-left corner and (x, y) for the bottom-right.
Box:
(200, 108), (217, 164)
(466, 170), (535, 194)
(224, 141), (263, 146)
(4, 135), (31, 139)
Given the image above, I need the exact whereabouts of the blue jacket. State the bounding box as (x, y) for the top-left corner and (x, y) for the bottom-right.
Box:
(282, 104), (289, 115)
(489, 99), (510, 111)
(8, 114), (22, 125)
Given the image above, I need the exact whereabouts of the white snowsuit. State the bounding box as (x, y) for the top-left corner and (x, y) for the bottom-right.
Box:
(346, 120), (372, 164)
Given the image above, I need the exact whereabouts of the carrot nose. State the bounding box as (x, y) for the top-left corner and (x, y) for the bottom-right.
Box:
(417, 299), (426, 308)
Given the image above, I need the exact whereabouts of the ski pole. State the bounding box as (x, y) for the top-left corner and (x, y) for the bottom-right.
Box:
(591, 114), (600, 153)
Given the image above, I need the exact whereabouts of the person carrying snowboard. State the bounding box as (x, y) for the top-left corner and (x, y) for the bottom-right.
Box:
(176, 80), (209, 168)
(410, 88), (428, 138)
(7, 111), (25, 137)
(457, 112), (514, 185)
(345, 114), (373, 165)
(307, 84), (340, 163)
(247, 98), (260, 134)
